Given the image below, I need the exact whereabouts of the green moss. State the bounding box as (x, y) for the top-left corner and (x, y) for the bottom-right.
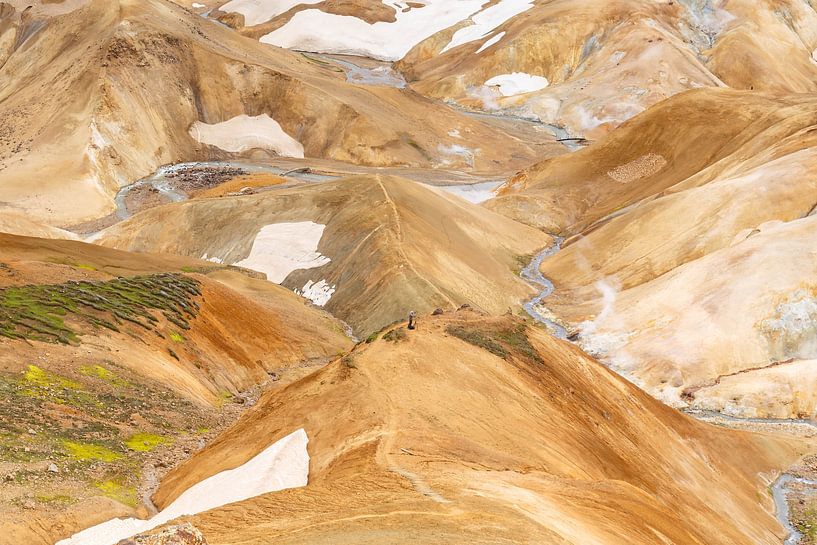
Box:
(95, 479), (137, 508)
(445, 323), (544, 367)
(168, 331), (184, 343)
(364, 332), (379, 343)
(75, 264), (97, 271)
(62, 440), (121, 462)
(445, 325), (507, 359)
(80, 364), (129, 387)
(195, 427), (210, 435)
(125, 432), (169, 452)
(0, 274), (201, 344)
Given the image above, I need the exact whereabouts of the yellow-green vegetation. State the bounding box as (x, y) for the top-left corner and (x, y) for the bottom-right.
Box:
(196, 427), (210, 435)
(796, 508), (817, 542)
(168, 331), (184, 343)
(0, 273), (201, 344)
(125, 432), (169, 452)
(20, 364), (100, 407)
(95, 479), (137, 508)
(80, 364), (129, 387)
(36, 493), (74, 505)
(75, 263), (97, 271)
(217, 390), (234, 407)
(24, 364), (81, 389)
(63, 440), (122, 462)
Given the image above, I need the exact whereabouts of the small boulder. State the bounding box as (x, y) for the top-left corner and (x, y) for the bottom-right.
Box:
(47, 463), (59, 473)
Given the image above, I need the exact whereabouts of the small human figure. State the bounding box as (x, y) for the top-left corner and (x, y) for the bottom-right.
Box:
(407, 311), (417, 330)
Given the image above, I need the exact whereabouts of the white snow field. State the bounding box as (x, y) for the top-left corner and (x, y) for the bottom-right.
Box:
(56, 429), (310, 545)
(297, 279), (336, 306)
(260, 0), (489, 61)
(476, 31), (505, 54)
(234, 222), (331, 283)
(189, 114), (304, 158)
(441, 0), (533, 53)
(484, 72), (549, 96)
(219, 0), (321, 26)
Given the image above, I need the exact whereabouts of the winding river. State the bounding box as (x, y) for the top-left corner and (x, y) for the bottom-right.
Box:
(519, 238), (568, 339)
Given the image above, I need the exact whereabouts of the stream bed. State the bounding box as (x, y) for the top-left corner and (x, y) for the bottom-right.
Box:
(519, 238), (568, 339)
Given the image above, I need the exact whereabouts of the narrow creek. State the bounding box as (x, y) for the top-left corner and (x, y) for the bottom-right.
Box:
(520, 244), (817, 545)
(519, 237), (568, 339)
(773, 474), (817, 545)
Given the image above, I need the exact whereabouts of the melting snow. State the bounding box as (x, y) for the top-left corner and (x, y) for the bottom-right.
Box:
(219, 0), (321, 26)
(189, 114), (304, 158)
(261, 0), (489, 61)
(191, 2), (205, 8)
(56, 429), (310, 545)
(476, 31), (505, 53)
(442, 0), (533, 53)
(484, 73), (548, 96)
(296, 279), (336, 306)
(234, 222), (330, 283)
(201, 253), (224, 264)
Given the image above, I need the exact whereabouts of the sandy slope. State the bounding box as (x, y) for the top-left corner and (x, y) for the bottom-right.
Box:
(148, 311), (806, 545)
(487, 88), (817, 417)
(0, 0), (549, 226)
(397, 0), (817, 137)
(0, 233), (351, 545)
(93, 175), (551, 336)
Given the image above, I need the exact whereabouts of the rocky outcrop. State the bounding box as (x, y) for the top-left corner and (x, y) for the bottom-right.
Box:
(117, 523), (208, 545)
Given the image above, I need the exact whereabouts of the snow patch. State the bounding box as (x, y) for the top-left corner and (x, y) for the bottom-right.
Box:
(201, 253), (223, 264)
(219, 0), (321, 26)
(234, 222), (330, 283)
(442, 0), (532, 53)
(189, 114), (304, 158)
(484, 72), (548, 96)
(191, 2), (205, 8)
(296, 279), (336, 306)
(476, 31), (505, 53)
(56, 429), (309, 545)
(261, 1), (489, 61)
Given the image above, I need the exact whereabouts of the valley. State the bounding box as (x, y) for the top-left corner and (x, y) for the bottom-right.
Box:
(2, 1), (817, 544)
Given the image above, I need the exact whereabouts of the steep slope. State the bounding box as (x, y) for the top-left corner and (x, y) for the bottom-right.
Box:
(0, 0), (548, 226)
(93, 175), (551, 336)
(142, 311), (805, 545)
(0, 233), (351, 545)
(486, 88), (817, 418)
(397, 0), (817, 137)
(487, 88), (817, 232)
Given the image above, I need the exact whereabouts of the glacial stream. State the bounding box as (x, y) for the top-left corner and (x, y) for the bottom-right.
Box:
(773, 474), (817, 545)
(519, 246), (816, 544)
(519, 237), (568, 339)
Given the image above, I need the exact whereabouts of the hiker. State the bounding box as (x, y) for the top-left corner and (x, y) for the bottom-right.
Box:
(407, 311), (417, 330)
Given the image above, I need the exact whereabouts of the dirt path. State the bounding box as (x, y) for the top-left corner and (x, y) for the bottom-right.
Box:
(376, 176), (457, 310)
